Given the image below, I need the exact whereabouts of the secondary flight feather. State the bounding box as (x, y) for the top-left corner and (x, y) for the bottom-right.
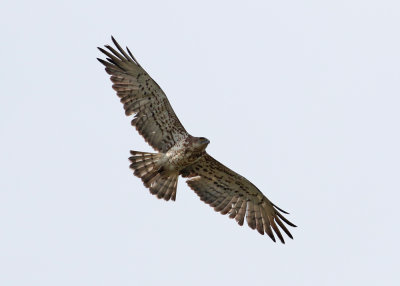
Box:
(98, 36), (296, 243)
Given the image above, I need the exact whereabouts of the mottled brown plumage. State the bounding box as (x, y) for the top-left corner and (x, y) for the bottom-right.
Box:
(98, 37), (296, 243)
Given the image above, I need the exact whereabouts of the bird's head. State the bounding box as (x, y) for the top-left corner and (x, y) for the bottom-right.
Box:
(193, 136), (210, 151)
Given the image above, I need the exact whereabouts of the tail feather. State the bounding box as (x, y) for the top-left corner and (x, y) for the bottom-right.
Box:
(129, 151), (160, 178)
(164, 177), (178, 201)
(153, 175), (178, 201)
(142, 172), (159, 188)
(129, 150), (179, 201)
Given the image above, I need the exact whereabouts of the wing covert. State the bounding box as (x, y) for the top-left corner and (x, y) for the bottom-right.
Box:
(98, 37), (189, 152)
(181, 154), (296, 243)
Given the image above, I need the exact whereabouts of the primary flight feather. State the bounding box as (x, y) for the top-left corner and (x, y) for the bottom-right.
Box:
(98, 37), (296, 243)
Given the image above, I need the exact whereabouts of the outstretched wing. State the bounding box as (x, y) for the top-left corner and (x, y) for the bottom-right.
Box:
(181, 154), (296, 243)
(98, 37), (189, 152)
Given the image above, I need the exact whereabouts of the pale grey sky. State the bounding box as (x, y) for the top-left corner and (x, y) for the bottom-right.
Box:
(1, 0), (399, 285)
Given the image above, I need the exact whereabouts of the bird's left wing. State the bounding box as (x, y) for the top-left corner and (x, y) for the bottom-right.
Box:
(98, 37), (189, 152)
(181, 154), (296, 243)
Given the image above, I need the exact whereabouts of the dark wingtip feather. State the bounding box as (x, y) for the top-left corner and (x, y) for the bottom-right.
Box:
(126, 46), (141, 67)
(267, 232), (276, 242)
(272, 203), (289, 214)
(97, 58), (109, 65)
(98, 47), (107, 54)
(271, 220), (285, 243)
(97, 47), (111, 58)
(111, 35), (120, 51)
(106, 36), (141, 67)
(111, 36), (120, 50)
(274, 228), (285, 243)
(276, 212), (297, 228)
(274, 216), (294, 239)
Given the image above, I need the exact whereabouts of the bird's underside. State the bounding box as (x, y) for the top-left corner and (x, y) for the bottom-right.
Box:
(98, 36), (296, 243)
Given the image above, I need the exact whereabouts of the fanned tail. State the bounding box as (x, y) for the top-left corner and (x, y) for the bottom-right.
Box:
(129, 150), (179, 201)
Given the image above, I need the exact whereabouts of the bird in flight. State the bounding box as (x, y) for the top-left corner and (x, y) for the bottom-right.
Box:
(98, 37), (296, 243)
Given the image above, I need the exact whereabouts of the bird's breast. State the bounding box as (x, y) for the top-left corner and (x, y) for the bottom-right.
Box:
(165, 143), (203, 171)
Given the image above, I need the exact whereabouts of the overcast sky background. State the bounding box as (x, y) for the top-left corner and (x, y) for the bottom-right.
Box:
(1, 0), (399, 285)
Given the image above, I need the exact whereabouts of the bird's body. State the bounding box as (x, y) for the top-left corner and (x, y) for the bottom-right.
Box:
(129, 136), (209, 201)
(98, 37), (296, 243)
(164, 136), (209, 170)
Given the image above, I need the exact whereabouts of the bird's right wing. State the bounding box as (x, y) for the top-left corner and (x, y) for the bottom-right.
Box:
(98, 37), (189, 152)
(181, 153), (296, 243)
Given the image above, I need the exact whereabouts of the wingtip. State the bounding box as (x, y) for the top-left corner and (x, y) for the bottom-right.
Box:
(97, 58), (107, 65)
(277, 234), (285, 244)
(111, 35), (119, 47)
(98, 57), (112, 65)
(97, 46), (107, 54)
(273, 203), (290, 214)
